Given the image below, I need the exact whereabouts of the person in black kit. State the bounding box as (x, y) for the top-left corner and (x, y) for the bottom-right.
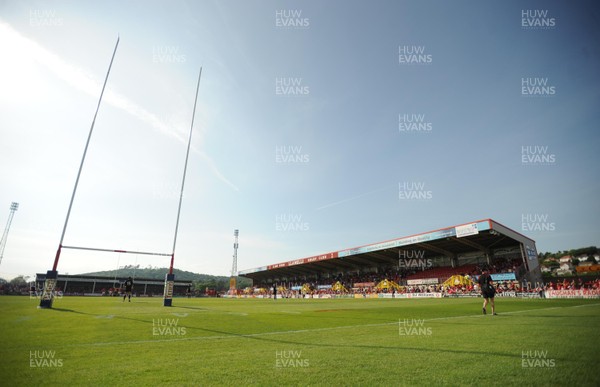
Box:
(123, 276), (133, 302)
(272, 284), (277, 300)
(478, 268), (496, 315)
(186, 284), (192, 298)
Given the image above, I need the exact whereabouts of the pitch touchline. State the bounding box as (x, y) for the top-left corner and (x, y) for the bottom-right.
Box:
(66, 302), (600, 348)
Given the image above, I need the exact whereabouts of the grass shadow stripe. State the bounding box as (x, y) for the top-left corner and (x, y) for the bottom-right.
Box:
(51, 302), (600, 349)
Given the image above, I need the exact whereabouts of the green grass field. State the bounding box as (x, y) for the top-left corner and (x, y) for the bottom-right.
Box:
(1, 296), (599, 386)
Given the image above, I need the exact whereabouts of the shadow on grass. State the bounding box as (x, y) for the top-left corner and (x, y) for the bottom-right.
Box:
(171, 305), (211, 311)
(57, 313), (584, 363)
(138, 321), (527, 360)
(46, 307), (90, 316)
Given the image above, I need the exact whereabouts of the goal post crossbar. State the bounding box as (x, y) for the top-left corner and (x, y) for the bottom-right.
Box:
(61, 245), (172, 257)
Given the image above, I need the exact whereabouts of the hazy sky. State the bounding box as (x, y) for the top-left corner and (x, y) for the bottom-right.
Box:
(0, 0), (598, 280)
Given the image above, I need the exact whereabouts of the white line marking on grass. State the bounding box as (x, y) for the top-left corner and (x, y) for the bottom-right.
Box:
(172, 313), (188, 317)
(572, 303), (600, 308)
(63, 302), (600, 348)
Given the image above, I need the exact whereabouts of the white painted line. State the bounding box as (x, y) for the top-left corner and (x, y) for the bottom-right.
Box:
(60, 302), (600, 349)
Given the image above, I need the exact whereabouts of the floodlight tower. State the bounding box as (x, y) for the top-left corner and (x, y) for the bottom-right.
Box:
(0, 202), (19, 266)
(229, 229), (239, 294)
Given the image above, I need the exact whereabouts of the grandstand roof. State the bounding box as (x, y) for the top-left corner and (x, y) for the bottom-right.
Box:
(239, 219), (539, 283)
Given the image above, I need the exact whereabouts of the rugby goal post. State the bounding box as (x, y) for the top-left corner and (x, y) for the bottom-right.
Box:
(39, 35), (203, 309)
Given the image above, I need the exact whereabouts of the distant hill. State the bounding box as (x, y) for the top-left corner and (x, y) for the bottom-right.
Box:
(80, 265), (252, 291)
(539, 246), (598, 260)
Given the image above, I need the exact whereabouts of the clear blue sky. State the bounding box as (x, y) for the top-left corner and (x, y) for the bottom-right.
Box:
(0, 0), (598, 280)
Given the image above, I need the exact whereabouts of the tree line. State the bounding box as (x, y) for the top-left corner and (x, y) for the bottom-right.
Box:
(1, 265), (252, 294)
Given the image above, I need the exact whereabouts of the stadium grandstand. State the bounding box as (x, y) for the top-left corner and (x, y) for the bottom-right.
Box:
(33, 273), (192, 297)
(239, 219), (542, 296)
